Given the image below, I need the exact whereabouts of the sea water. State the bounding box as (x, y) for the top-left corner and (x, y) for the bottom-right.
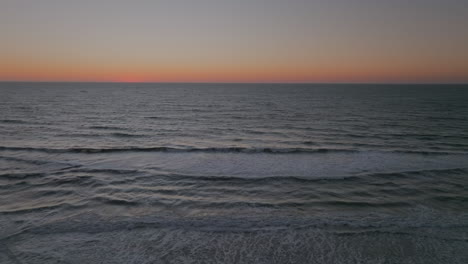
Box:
(1, 82), (468, 263)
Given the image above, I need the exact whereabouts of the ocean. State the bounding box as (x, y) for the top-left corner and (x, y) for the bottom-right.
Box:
(1, 82), (467, 263)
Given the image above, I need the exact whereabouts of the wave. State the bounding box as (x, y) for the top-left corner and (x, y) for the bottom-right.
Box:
(93, 196), (139, 206)
(68, 168), (141, 175)
(88, 125), (130, 131)
(391, 149), (468, 155)
(13, 208), (468, 237)
(153, 167), (468, 184)
(184, 199), (413, 210)
(55, 132), (147, 138)
(144, 116), (173, 120)
(58, 167), (467, 186)
(0, 119), (28, 124)
(0, 172), (48, 179)
(0, 146), (360, 154)
(110, 132), (146, 138)
(0, 202), (86, 215)
(0, 155), (51, 165)
(1, 145), (467, 155)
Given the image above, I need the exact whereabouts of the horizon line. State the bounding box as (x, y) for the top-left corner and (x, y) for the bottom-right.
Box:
(1, 80), (467, 85)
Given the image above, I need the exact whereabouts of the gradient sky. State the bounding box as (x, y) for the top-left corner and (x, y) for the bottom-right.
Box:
(1, 0), (467, 83)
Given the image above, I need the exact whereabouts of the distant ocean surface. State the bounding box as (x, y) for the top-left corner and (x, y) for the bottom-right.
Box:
(1, 82), (468, 263)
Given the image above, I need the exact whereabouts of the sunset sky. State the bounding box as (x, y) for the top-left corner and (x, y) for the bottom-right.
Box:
(1, 0), (467, 83)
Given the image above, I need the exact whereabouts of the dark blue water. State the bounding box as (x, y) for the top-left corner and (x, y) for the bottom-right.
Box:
(1, 82), (468, 263)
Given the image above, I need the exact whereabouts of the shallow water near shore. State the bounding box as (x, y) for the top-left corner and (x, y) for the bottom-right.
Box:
(1, 82), (468, 263)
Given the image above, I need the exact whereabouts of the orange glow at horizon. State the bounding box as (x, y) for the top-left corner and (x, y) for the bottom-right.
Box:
(2, 47), (468, 83)
(2, 59), (467, 83)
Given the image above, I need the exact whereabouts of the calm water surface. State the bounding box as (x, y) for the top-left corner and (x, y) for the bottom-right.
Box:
(1, 83), (468, 263)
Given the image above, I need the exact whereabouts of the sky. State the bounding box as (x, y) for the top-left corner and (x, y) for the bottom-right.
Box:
(1, 0), (467, 83)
